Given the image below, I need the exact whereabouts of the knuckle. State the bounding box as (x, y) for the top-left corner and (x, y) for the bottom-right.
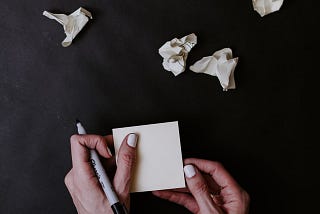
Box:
(95, 135), (107, 146)
(236, 188), (250, 205)
(209, 161), (224, 173)
(168, 193), (178, 202)
(114, 181), (130, 200)
(211, 161), (223, 169)
(120, 152), (135, 168)
(117, 186), (130, 200)
(70, 134), (80, 144)
(94, 135), (104, 143)
(243, 190), (250, 204)
(64, 171), (73, 188)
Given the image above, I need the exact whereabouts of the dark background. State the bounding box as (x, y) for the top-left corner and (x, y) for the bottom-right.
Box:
(0, 0), (318, 213)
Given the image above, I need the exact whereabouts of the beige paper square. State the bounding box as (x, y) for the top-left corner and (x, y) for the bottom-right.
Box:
(112, 121), (185, 193)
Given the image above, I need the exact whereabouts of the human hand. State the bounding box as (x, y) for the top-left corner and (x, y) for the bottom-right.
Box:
(153, 158), (250, 214)
(64, 133), (138, 214)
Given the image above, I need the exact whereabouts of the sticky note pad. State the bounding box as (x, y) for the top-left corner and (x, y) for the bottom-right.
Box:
(112, 121), (185, 193)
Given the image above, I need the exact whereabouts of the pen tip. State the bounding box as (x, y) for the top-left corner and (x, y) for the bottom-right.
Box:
(75, 119), (81, 124)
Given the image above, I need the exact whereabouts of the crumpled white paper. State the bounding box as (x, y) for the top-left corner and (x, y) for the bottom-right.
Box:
(43, 7), (92, 47)
(159, 33), (197, 76)
(190, 48), (238, 91)
(252, 0), (284, 17)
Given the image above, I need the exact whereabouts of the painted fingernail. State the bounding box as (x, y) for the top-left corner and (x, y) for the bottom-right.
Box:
(127, 133), (137, 148)
(107, 147), (113, 156)
(184, 165), (196, 178)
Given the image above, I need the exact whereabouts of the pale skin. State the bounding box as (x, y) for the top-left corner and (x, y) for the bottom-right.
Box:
(65, 134), (250, 214)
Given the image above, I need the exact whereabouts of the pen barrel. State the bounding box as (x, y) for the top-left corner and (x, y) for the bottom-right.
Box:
(90, 150), (119, 205)
(111, 202), (128, 214)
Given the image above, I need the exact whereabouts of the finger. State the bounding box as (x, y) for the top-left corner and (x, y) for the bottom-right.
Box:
(184, 165), (223, 214)
(184, 158), (240, 189)
(104, 135), (114, 150)
(113, 133), (138, 199)
(171, 177), (221, 195)
(100, 135), (115, 172)
(170, 187), (190, 193)
(172, 175), (221, 194)
(203, 173), (223, 194)
(70, 134), (113, 170)
(152, 190), (199, 213)
(101, 135), (116, 171)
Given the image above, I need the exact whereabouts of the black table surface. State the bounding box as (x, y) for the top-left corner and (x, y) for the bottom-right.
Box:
(1, 0), (318, 213)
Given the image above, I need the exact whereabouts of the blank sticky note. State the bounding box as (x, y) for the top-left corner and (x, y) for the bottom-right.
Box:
(112, 121), (185, 193)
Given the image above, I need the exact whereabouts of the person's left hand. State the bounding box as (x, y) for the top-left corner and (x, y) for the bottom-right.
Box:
(153, 158), (249, 214)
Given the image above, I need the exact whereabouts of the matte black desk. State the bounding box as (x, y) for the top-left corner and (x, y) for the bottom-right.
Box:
(0, 0), (317, 213)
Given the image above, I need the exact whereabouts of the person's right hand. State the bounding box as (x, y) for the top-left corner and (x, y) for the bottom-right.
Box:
(64, 133), (138, 214)
(153, 158), (250, 214)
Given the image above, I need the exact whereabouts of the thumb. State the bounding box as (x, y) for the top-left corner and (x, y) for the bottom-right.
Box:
(113, 133), (138, 200)
(184, 165), (223, 214)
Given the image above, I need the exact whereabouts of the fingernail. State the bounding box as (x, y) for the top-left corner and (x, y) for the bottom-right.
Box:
(107, 147), (113, 156)
(127, 133), (137, 148)
(184, 165), (196, 178)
